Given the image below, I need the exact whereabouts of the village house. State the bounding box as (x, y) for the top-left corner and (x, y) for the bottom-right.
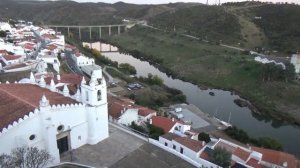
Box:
(71, 51), (95, 67)
(108, 96), (157, 126)
(0, 69), (109, 166)
(150, 116), (300, 168)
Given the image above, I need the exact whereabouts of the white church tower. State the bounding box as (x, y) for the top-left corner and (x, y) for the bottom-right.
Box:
(80, 69), (108, 144)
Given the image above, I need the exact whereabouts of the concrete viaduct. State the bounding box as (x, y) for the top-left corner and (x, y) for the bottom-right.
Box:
(44, 24), (131, 40)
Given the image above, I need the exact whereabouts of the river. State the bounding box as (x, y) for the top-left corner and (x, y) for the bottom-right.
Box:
(86, 42), (300, 157)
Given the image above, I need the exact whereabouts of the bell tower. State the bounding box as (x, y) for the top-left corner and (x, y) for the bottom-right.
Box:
(80, 69), (107, 106)
(80, 68), (109, 144)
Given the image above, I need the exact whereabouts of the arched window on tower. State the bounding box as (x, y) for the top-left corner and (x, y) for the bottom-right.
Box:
(97, 90), (101, 101)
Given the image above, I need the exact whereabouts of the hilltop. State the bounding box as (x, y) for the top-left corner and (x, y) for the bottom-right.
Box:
(0, 1), (299, 52)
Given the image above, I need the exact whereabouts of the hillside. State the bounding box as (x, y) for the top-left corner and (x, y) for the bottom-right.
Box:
(0, 0), (199, 25)
(148, 5), (242, 45)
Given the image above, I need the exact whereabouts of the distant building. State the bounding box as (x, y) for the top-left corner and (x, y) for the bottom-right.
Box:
(71, 51), (95, 67)
(291, 54), (300, 73)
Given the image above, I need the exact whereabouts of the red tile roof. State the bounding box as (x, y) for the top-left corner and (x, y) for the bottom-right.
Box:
(233, 147), (251, 161)
(138, 107), (156, 117)
(47, 44), (58, 51)
(44, 74), (87, 85)
(174, 137), (205, 152)
(200, 151), (210, 160)
(161, 132), (180, 141)
(246, 158), (262, 168)
(108, 96), (134, 119)
(0, 84), (78, 131)
(0, 50), (7, 54)
(2, 55), (22, 61)
(151, 116), (177, 133)
(251, 146), (299, 168)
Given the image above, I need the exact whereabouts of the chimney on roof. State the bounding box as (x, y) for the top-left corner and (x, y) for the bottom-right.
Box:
(50, 79), (56, 92)
(81, 76), (86, 85)
(172, 118), (175, 122)
(75, 89), (81, 102)
(202, 141), (205, 146)
(150, 118), (152, 124)
(57, 74), (61, 81)
(39, 94), (49, 108)
(283, 162), (288, 167)
(63, 84), (69, 97)
(39, 76), (46, 88)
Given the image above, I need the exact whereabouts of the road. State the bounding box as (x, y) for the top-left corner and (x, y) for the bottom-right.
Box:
(139, 23), (249, 53)
(64, 50), (84, 75)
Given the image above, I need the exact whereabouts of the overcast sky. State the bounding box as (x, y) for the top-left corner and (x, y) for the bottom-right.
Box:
(69, 0), (299, 4)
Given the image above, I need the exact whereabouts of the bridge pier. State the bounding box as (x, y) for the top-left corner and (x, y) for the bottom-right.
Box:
(67, 27), (70, 37)
(100, 42), (102, 52)
(78, 27), (81, 40)
(118, 26), (121, 35)
(109, 25), (111, 36)
(55, 27), (58, 33)
(89, 27), (92, 40)
(99, 27), (102, 39)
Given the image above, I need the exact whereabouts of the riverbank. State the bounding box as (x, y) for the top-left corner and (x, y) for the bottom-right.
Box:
(105, 26), (300, 125)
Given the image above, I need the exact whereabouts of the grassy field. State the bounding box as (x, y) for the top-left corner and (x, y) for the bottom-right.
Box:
(107, 26), (300, 124)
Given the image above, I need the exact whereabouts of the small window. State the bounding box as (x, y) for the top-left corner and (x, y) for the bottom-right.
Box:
(164, 142), (168, 146)
(97, 90), (101, 101)
(173, 145), (176, 150)
(57, 125), (64, 132)
(180, 147), (183, 154)
(29, 134), (36, 141)
(86, 91), (89, 101)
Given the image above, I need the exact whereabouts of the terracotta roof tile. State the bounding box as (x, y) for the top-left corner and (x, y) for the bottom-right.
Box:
(174, 137), (204, 152)
(200, 151), (210, 160)
(44, 74), (86, 85)
(0, 84), (78, 131)
(108, 96), (134, 119)
(138, 107), (156, 117)
(252, 146), (299, 168)
(3, 55), (22, 61)
(161, 132), (180, 141)
(151, 116), (176, 133)
(246, 158), (262, 168)
(233, 147), (251, 161)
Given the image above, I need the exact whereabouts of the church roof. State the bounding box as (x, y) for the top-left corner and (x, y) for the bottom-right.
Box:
(0, 84), (78, 131)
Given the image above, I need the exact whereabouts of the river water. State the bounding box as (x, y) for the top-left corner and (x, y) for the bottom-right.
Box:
(87, 42), (300, 157)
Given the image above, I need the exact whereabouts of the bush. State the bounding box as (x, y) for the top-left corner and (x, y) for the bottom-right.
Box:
(119, 63), (136, 75)
(225, 126), (283, 151)
(148, 124), (164, 140)
(198, 132), (211, 143)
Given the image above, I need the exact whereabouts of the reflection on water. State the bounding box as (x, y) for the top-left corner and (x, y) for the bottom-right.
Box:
(88, 42), (300, 157)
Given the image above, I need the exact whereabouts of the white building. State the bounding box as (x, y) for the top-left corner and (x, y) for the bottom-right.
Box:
(0, 70), (109, 166)
(0, 22), (12, 32)
(291, 54), (300, 73)
(71, 52), (95, 67)
(0, 55), (23, 65)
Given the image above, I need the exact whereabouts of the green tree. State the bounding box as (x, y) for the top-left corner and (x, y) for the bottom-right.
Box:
(198, 132), (211, 143)
(257, 137), (283, 151)
(148, 124), (164, 140)
(119, 63), (137, 75)
(210, 147), (232, 168)
(0, 146), (52, 168)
